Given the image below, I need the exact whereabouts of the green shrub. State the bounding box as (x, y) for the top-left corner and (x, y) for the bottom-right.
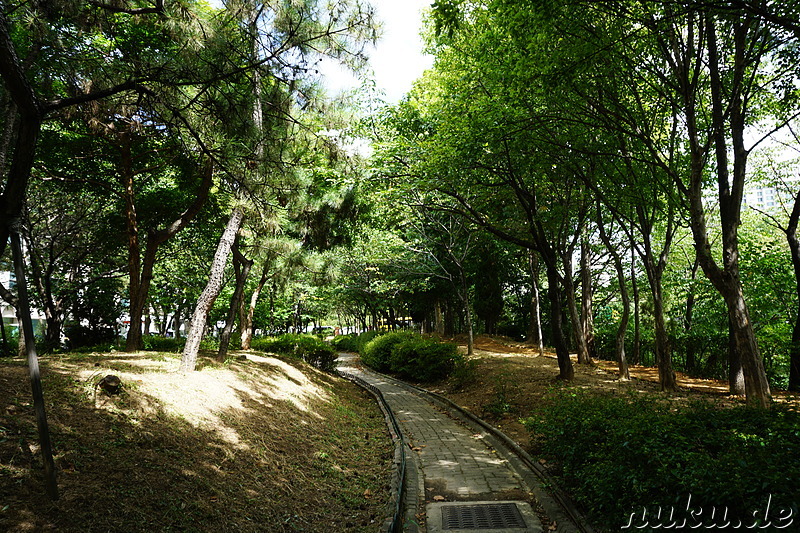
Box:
(199, 335), (219, 351)
(361, 331), (461, 382)
(251, 334), (337, 372)
(449, 358), (478, 391)
(355, 330), (383, 352)
(330, 334), (359, 353)
(390, 337), (461, 382)
(142, 335), (185, 353)
(361, 331), (417, 372)
(523, 390), (800, 530)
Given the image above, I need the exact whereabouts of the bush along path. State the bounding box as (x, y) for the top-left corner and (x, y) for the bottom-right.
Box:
(338, 352), (590, 533)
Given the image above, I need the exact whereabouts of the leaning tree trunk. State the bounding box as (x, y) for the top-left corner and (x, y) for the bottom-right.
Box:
(11, 224), (58, 500)
(180, 206), (245, 372)
(721, 282), (770, 404)
(217, 236), (253, 361)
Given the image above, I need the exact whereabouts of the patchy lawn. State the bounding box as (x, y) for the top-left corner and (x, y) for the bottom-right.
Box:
(0, 350), (392, 532)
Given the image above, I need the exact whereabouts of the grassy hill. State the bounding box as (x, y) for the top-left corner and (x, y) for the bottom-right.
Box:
(0, 350), (392, 532)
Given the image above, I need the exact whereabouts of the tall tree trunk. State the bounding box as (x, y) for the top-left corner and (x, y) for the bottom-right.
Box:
(562, 252), (590, 364)
(678, 14), (770, 407)
(11, 225), (58, 500)
(217, 235), (253, 361)
(126, 161), (213, 351)
(684, 257), (700, 373)
(785, 192), (800, 392)
(728, 317), (745, 395)
(528, 251), (544, 356)
(546, 264), (574, 380)
(631, 242), (641, 365)
(174, 303), (183, 339)
(638, 202), (676, 391)
(180, 206), (245, 372)
(459, 271), (474, 356)
(580, 235), (596, 360)
(241, 261), (270, 350)
(596, 210), (629, 379)
(119, 133), (145, 350)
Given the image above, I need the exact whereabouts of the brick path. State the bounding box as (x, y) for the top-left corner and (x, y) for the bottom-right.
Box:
(338, 354), (531, 500)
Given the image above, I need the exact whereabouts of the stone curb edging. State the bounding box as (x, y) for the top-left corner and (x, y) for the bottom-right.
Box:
(338, 369), (423, 533)
(395, 379), (596, 533)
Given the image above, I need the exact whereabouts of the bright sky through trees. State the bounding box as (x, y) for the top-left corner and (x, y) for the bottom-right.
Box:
(319, 0), (434, 101)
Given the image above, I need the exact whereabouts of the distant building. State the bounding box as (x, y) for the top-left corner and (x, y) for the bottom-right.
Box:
(0, 270), (46, 333)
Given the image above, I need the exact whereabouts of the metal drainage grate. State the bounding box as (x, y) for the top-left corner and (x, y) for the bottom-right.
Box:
(441, 503), (526, 530)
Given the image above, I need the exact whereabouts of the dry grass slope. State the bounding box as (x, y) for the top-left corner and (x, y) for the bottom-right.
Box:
(0, 351), (392, 532)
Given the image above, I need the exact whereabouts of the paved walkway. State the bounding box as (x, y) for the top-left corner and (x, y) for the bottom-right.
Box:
(338, 355), (542, 532)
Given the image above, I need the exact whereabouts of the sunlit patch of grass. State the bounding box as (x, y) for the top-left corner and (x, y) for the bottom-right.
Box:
(0, 351), (392, 532)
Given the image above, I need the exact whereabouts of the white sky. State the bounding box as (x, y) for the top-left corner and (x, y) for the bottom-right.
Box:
(318, 0), (435, 102)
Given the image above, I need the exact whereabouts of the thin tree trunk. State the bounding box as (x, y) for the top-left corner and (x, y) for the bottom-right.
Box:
(580, 235), (597, 360)
(217, 235), (253, 361)
(460, 271), (474, 356)
(684, 257), (700, 372)
(631, 242), (641, 365)
(11, 226), (58, 500)
(173, 303), (183, 339)
(596, 210), (629, 379)
(435, 299), (445, 335)
(180, 206), (245, 372)
(528, 251), (544, 356)
(563, 252), (590, 364)
(241, 261), (270, 350)
(651, 278), (676, 391)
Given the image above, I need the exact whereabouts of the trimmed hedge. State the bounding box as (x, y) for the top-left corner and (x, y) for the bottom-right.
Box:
(523, 390), (800, 530)
(361, 331), (417, 372)
(251, 334), (338, 372)
(361, 331), (461, 382)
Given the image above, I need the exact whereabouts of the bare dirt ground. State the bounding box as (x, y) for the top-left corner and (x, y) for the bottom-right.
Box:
(425, 335), (800, 450)
(0, 351), (392, 532)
